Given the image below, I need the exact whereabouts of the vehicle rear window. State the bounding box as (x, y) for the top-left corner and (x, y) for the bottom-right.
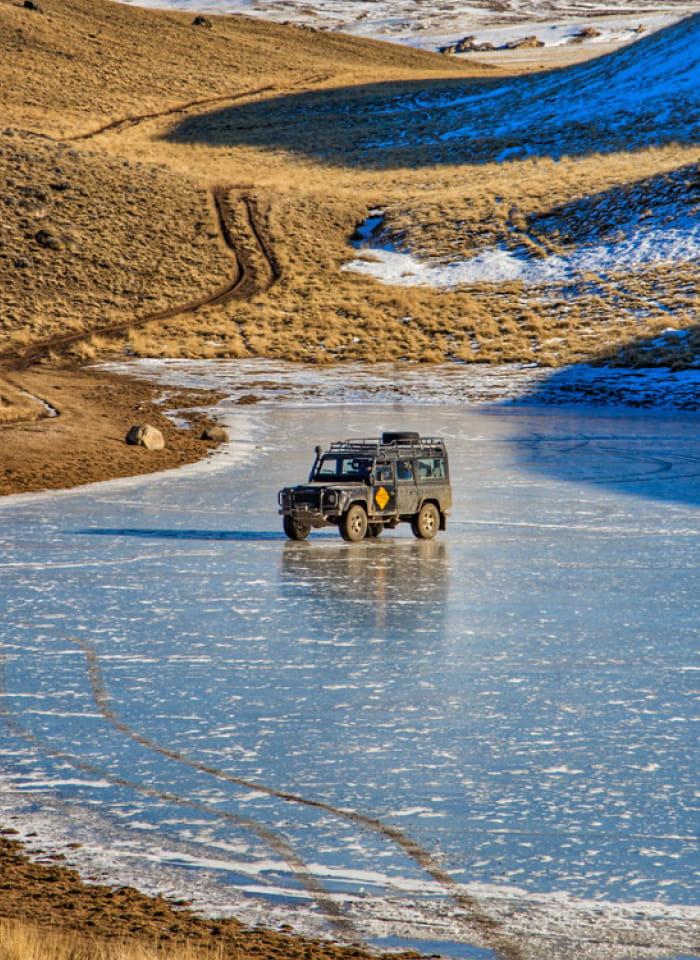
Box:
(416, 457), (446, 479)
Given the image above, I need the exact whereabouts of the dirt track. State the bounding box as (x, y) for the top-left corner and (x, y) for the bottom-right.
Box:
(0, 185), (277, 370)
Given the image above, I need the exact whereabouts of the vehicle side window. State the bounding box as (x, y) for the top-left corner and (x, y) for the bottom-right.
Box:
(375, 462), (392, 483)
(396, 459), (414, 482)
(417, 457), (446, 479)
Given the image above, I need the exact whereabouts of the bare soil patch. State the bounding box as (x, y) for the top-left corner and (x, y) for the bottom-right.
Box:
(0, 367), (225, 497)
(0, 833), (406, 960)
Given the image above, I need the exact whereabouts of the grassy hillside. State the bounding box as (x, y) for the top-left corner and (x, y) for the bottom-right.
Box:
(0, 0), (697, 371)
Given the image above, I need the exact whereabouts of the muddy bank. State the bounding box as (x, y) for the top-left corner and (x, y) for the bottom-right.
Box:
(0, 832), (409, 959)
(0, 367), (226, 497)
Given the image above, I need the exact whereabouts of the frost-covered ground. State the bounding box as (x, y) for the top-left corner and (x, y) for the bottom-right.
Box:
(340, 17), (700, 298)
(119, 0), (700, 54)
(104, 358), (700, 409)
(350, 15), (700, 160)
(346, 182), (700, 290)
(1, 363), (699, 959)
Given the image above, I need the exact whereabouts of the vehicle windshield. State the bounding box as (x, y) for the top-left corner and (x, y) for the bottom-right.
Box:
(314, 455), (373, 482)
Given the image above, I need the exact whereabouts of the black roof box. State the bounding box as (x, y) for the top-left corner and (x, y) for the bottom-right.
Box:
(381, 431), (420, 445)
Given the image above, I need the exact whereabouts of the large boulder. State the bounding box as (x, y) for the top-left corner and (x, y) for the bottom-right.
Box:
(200, 424), (228, 442)
(125, 424), (165, 450)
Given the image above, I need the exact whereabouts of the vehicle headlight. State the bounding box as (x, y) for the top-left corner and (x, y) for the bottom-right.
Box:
(326, 491), (337, 506)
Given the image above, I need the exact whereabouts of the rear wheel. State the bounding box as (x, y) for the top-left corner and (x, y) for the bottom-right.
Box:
(283, 516), (311, 541)
(412, 502), (439, 540)
(341, 504), (368, 542)
(366, 523), (383, 539)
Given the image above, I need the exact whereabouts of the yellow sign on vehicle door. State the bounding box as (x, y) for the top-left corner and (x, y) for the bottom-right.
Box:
(375, 486), (390, 511)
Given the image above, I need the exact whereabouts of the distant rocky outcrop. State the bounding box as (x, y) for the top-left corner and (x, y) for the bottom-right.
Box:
(570, 26), (602, 43)
(440, 36), (495, 54)
(192, 15), (212, 28)
(503, 35), (544, 50)
(125, 424), (165, 450)
(440, 33), (543, 55)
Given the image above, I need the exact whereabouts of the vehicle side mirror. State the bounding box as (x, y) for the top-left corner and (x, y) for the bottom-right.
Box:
(315, 445), (322, 457)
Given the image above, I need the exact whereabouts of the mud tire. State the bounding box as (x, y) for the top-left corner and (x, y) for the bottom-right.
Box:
(341, 504), (368, 542)
(283, 516), (311, 541)
(412, 502), (439, 540)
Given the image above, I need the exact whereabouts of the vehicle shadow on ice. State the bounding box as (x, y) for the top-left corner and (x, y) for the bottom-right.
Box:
(75, 528), (309, 541)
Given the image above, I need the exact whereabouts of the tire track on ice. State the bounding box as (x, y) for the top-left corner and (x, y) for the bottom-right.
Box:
(74, 638), (525, 959)
(0, 651), (356, 940)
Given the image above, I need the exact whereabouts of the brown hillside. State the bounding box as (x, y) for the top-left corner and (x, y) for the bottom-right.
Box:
(0, 0), (697, 375)
(0, 0), (478, 136)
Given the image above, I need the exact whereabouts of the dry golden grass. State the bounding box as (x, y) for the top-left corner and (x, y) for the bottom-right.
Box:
(0, 377), (44, 423)
(0, 130), (231, 352)
(0, 0), (697, 370)
(0, 920), (224, 960)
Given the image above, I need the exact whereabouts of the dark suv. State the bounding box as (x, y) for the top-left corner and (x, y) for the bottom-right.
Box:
(278, 432), (451, 542)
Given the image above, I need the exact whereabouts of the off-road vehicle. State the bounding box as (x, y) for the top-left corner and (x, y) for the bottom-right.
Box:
(278, 432), (451, 542)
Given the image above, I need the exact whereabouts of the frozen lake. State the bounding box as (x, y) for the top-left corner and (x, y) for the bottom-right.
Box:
(1, 390), (699, 958)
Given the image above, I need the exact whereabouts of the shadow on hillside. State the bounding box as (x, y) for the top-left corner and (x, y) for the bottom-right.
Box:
(510, 324), (700, 509)
(164, 16), (699, 168)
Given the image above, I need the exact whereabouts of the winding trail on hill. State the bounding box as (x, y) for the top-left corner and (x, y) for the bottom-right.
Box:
(65, 73), (331, 142)
(0, 186), (277, 369)
(66, 85), (277, 142)
(73, 637), (524, 960)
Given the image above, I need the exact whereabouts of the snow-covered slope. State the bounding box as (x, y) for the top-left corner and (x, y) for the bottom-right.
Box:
(121, 0), (700, 50)
(367, 13), (700, 160)
(347, 164), (700, 288)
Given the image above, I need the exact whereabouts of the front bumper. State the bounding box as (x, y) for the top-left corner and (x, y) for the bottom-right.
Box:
(278, 489), (342, 526)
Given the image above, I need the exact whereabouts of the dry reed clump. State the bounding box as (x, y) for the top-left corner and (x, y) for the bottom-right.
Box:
(0, 920), (224, 960)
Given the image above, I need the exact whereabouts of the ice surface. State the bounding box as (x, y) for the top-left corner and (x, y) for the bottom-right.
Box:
(1, 367), (700, 956)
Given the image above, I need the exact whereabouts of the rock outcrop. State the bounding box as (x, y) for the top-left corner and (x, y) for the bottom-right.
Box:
(200, 425), (228, 442)
(125, 424), (165, 450)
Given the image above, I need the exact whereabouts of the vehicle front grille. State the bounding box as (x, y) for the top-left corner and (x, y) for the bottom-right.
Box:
(293, 490), (320, 508)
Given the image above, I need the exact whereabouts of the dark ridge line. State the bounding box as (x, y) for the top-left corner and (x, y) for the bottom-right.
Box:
(0, 654), (355, 940)
(65, 85), (277, 142)
(74, 639), (522, 960)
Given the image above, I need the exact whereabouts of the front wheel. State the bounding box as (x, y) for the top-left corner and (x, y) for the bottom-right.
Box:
(283, 516), (311, 541)
(411, 503), (439, 540)
(340, 504), (368, 542)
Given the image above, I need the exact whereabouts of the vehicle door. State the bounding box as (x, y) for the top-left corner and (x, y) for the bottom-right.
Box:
(370, 460), (396, 518)
(416, 454), (451, 512)
(395, 456), (419, 516)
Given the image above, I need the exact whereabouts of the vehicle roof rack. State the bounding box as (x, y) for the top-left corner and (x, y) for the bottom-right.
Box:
(327, 437), (446, 455)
